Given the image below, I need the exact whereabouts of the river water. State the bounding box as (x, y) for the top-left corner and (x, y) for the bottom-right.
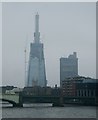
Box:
(0, 103), (97, 118)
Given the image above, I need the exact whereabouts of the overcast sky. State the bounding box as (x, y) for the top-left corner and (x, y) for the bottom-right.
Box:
(2, 2), (96, 88)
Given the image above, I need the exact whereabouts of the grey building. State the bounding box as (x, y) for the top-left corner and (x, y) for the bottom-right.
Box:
(27, 13), (46, 87)
(60, 52), (78, 87)
(76, 83), (96, 97)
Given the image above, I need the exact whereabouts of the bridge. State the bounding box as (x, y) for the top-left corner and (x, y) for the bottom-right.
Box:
(0, 93), (64, 107)
(0, 93), (96, 107)
(22, 95), (96, 106)
(0, 93), (23, 107)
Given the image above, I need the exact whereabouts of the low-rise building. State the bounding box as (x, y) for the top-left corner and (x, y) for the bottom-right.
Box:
(61, 76), (97, 97)
(23, 86), (52, 96)
(76, 82), (96, 97)
(0, 86), (16, 94)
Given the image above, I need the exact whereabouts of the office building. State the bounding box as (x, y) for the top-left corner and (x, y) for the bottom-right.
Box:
(60, 52), (78, 86)
(27, 13), (46, 87)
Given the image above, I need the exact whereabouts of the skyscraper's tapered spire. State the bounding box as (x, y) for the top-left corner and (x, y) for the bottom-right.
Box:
(35, 12), (39, 33)
(34, 12), (40, 43)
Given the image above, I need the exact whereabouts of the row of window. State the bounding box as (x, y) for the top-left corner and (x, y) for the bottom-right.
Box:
(77, 90), (95, 97)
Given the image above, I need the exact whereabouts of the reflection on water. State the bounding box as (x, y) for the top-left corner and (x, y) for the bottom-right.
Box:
(0, 102), (13, 108)
(1, 103), (97, 118)
(23, 103), (52, 108)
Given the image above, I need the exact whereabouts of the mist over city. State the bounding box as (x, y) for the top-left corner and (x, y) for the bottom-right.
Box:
(1, 2), (97, 119)
(2, 2), (96, 88)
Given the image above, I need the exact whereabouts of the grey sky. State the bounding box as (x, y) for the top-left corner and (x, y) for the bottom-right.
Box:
(2, 2), (96, 88)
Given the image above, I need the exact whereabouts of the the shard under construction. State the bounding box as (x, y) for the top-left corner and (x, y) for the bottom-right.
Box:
(27, 13), (47, 87)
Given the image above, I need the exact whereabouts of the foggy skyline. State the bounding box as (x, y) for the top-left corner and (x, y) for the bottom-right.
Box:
(2, 2), (96, 87)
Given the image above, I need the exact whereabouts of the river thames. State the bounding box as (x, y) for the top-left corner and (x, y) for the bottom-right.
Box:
(0, 103), (97, 118)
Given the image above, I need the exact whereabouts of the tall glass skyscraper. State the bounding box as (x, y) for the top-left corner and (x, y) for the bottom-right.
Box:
(60, 52), (78, 87)
(27, 13), (47, 87)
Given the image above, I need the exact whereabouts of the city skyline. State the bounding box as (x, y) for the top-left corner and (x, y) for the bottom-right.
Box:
(2, 2), (96, 87)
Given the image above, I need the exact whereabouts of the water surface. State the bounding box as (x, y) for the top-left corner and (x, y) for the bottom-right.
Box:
(1, 103), (97, 118)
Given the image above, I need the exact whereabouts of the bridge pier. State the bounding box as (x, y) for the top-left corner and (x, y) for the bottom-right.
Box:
(52, 97), (64, 107)
(13, 103), (23, 107)
(12, 92), (23, 107)
(52, 102), (64, 107)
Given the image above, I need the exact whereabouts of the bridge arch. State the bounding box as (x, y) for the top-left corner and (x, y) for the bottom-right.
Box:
(1, 98), (23, 107)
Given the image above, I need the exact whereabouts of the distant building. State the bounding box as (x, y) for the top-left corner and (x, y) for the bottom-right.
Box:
(23, 86), (52, 96)
(76, 82), (96, 97)
(62, 80), (75, 97)
(27, 13), (46, 87)
(51, 85), (61, 96)
(10, 88), (23, 93)
(62, 78), (82, 97)
(0, 86), (16, 94)
(60, 52), (78, 87)
(76, 77), (97, 97)
(61, 76), (97, 97)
